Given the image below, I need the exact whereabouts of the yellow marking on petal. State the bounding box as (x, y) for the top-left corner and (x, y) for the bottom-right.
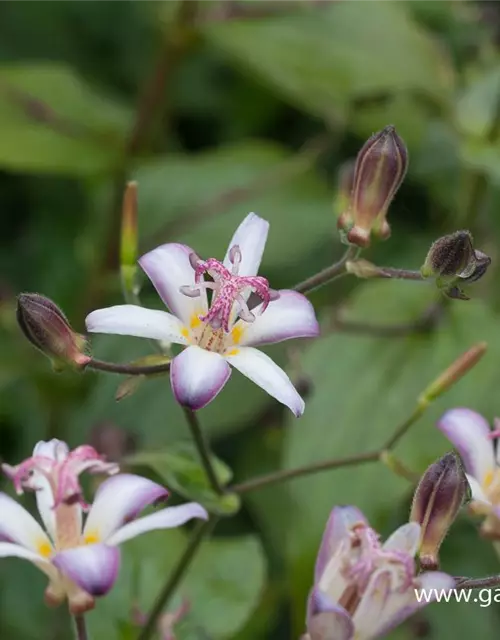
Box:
(181, 327), (190, 339)
(190, 314), (202, 329)
(484, 470), (495, 489)
(37, 540), (52, 558)
(231, 325), (245, 344)
(227, 348), (239, 356)
(84, 532), (100, 545)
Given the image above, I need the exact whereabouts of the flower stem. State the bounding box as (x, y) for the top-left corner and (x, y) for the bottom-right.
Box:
(137, 519), (215, 640)
(368, 266), (424, 281)
(182, 407), (224, 495)
(231, 450), (380, 494)
(382, 404), (428, 451)
(72, 615), (88, 640)
(456, 575), (500, 590)
(294, 245), (359, 294)
(85, 358), (171, 376)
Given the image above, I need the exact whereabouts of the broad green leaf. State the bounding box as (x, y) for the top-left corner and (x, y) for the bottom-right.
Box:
(87, 530), (267, 640)
(126, 442), (240, 516)
(282, 280), (500, 633)
(133, 140), (337, 273)
(456, 66), (500, 139)
(203, 1), (453, 122)
(0, 63), (130, 174)
(460, 139), (500, 185)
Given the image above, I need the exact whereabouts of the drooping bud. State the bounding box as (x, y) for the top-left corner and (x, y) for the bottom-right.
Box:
(421, 231), (491, 299)
(410, 452), (468, 571)
(345, 125), (408, 248)
(17, 293), (90, 370)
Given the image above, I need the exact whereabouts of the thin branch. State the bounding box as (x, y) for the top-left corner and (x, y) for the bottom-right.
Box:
(182, 407), (224, 495)
(455, 575), (500, 590)
(231, 450), (380, 494)
(72, 615), (88, 640)
(86, 358), (171, 376)
(369, 266), (424, 281)
(136, 519), (215, 640)
(293, 245), (359, 294)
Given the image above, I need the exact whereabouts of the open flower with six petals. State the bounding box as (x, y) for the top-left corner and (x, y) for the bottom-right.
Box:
(86, 213), (319, 415)
(0, 439), (207, 613)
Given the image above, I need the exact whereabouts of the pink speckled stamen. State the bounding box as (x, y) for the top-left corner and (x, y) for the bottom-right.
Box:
(180, 245), (271, 333)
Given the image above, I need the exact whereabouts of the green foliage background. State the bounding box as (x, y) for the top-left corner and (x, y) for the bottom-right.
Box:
(1, 1), (500, 638)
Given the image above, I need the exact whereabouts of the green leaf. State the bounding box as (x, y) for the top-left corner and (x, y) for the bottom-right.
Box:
(87, 530), (267, 640)
(0, 63), (131, 175)
(133, 140), (337, 273)
(203, 1), (453, 122)
(282, 280), (500, 634)
(456, 67), (500, 139)
(126, 442), (240, 516)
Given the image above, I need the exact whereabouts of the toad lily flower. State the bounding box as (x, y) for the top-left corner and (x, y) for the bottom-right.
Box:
(0, 439), (207, 614)
(304, 506), (454, 640)
(86, 213), (319, 416)
(438, 408), (500, 539)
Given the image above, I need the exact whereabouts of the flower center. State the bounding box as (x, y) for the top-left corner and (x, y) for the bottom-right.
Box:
(180, 245), (271, 337)
(340, 525), (414, 609)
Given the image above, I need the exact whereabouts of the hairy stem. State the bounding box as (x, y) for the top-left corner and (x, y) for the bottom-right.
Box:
(137, 519), (214, 640)
(294, 245), (359, 294)
(86, 358), (171, 376)
(231, 450), (380, 494)
(456, 575), (500, 590)
(182, 407), (224, 495)
(369, 266), (424, 281)
(72, 615), (88, 640)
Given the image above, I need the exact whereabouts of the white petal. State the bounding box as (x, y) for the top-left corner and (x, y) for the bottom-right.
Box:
(465, 473), (491, 505)
(0, 493), (52, 554)
(437, 408), (494, 485)
(226, 347), (304, 416)
(106, 503), (208, 546)
(86, 305), (188, 344)
(236, 290), (320, 347)
(32, 440), (69, 540)
(315, 506), (367, 584)
(352, 570), (392, 638)
(84, 474), (169, 542)
(307, 589), (354, 640)
(139, 243), (208, 325)
(0, 542), (55, 580)
(383, 522), (421, 556)
(223, 213), (269, 277)
(170, 346), (231, 410)
(33, 439), (69, 460)
(53, 543), (120, 596)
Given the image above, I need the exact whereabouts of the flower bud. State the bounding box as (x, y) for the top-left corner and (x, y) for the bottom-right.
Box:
(346, 125), (408, 248)
(410, 452), (468, 571)
(421, 231), (491, 287)
(17, 293), (90, 370)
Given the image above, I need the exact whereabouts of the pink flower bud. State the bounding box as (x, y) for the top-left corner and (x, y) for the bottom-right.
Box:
(410, 452), (468, 571)
(346, 125), (408, 248)
(17, 293), (90, 370)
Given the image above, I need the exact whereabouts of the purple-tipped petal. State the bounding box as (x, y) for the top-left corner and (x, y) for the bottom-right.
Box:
(86, 305), (188, 344)
(223, 213), (269, 277)
(107, 502), (208, 546)
(84, 474), (169, 542)
(171, 346), (231, 410)
(139, 243), (208, 325)
(53, 544), (120, 597)
(0, 493), (52, 554)
(236, 290), (320, 347)
(375, 571), (455, 637)
(225, 346), (304, 416)
(437, 408), (494, 485)
(315, 506), (367, 583)
(307, 589), (354, 640)
(383, 522), (420, 556)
